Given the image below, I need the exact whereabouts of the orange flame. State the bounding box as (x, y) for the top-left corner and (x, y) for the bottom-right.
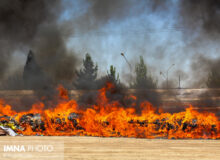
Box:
(0, 83), (220, 139)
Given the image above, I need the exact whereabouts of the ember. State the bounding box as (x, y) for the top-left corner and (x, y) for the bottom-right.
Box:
(0, 83), (219, 139)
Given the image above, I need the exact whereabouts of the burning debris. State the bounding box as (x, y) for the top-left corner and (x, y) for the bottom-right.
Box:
(0, 126), (17, 136)
(0, 0), (219, 141)
(0, 83), (219, 139)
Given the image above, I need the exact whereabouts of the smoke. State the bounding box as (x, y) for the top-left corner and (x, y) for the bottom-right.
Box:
(0, 0), (77, 85)
(178, 0), (220, 39)
(190, 54), (220, 88)
(73, 0), (134, 33)
(32, 25), (77, 84)
(73, 0), (170, 33)
(160, 55), (220, 89)
(69, 0), (172, 87)
(1, 0), (219, 90)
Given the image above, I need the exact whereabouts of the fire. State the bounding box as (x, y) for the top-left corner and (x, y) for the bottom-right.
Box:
(0, 83), (220, 139)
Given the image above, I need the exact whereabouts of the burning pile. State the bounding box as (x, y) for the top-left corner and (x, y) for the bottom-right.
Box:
(0, 83), (219, 139)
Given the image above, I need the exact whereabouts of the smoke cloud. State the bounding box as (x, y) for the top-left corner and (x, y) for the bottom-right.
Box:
(73, 0), (170, 33)
(0, 0), (219, 90)
(0, 0), (77, 85)
(178, 0), (220, 38)
(190, 54), (220, 88)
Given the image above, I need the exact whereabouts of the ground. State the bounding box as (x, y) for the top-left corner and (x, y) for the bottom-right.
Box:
(0, 137), (220, 160)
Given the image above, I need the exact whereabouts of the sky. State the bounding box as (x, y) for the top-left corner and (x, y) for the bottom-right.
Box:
(5, 0), (220, 88)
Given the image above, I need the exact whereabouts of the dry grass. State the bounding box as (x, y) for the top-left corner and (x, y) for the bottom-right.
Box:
(0, 136), (219, 160)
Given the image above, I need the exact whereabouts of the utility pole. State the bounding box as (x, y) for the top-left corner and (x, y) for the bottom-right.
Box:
(121, 53), (132, 71)
(166, 64), (175, 89)
(121, 53), (132, 86)
(178, 75), (181, 89)
(161, 64), (175, 89)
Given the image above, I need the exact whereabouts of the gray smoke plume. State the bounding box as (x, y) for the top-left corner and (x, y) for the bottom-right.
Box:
(190, 54), (220, 88)
(73, 0), (170, 33)
(0, 0), (77, 86)
(178, 0), (220, 38)
(1, 0), (219, 90)
(174, 0), (220, 88)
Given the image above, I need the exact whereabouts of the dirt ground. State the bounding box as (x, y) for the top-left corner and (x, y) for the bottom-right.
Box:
(0, 136), (219, 160)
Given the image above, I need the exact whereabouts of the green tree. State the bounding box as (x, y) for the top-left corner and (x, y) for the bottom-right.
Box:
(96, 65), (123, 89)
(132, 56), (157, 89)
(207, 66), (220, 88)
(107, 65), (119, 84)
(74, 53), (98, 89)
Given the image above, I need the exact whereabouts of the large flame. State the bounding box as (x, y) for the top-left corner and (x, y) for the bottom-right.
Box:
(0, 83), (219, 139)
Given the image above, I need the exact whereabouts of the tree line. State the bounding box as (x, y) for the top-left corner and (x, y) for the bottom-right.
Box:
(0, 51), (219, 90)
(74, 53), (157, 90)
(74, 53), (220, 89)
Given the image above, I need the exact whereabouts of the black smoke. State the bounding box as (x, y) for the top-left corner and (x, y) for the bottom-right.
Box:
(178, 0), (220, 38)
(23, 50), (49, 90)
(0, 0), (77, 87)
(190, 54), (220, 88)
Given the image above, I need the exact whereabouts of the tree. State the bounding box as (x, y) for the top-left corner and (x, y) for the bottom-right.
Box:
(207, 65), (220, 88)
(107, 65), (120, 84)
(132, 56), (157, 89)
(96, 65), (124, 89)
(74, 53), (98, 89)
(23, 50), (49, 89)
